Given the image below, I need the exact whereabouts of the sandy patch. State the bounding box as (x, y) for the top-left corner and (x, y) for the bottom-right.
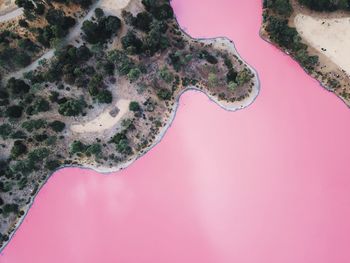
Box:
(0, 0), (17, 14)
(99, 0), (131, 16)
(295, 14), (350, 75)
(71, 99), (130, 133)
(0, 7), (22, 22)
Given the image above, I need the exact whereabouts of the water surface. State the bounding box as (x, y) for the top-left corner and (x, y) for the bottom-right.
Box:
(2, 0), (350, 262)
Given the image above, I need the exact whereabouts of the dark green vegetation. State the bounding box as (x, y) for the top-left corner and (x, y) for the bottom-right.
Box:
(0, 0), (92, 74)
(82, 15), (121, 44)
(263, 0), (319, 71)
(298, 0), (350, 11)
(0, 0), (255, 248)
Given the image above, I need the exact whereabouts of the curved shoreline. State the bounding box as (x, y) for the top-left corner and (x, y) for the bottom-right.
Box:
(259, 9), (350, 109)
(0, 17), (260, 255)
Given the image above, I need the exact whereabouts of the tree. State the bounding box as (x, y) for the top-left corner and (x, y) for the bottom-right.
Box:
(86, 143), (102, 157)
(32, 98), (50, 113)
(133, 12), (153, 31)
(35, 3), (45, 15)
(11, 140), (27, 158)
(97, 90), (112, 103)
(0, 124), (12, 139)
(298, 0), (347, 11)
(111, 132), (132, 155)
(58, 99), (85, 116)
(94, 8), (104, 19)
(49, 120), (66, 132)
(3, 203), (18, 214)
(159, 66), (174, 83)
(122, 31), (143, 54)
(129, 101), (141, 111)
(13, 52), (31, 67)
(227, 69), (237, 83)
(127, 68), (141, 82)
(6, 78), (30, 95)
(208, 73), (218, 87)
(143, 20), (169, 55)
(268, 0), (293, 16)
(236, 69), (251, 85)
(157, 88), (171, 100)
(22, 119), (47, 132)
(82, 15), (121, 44)
(18, 19), (29, 28)
(45, 159), (61, 171)
(76, 45), (92, 61)
(6, 105), (23, 118)
(70, 140), (87, 154)
(228, 81), (238, 91)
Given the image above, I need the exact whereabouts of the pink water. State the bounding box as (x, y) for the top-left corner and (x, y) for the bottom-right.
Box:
(2, 0), (350, 262)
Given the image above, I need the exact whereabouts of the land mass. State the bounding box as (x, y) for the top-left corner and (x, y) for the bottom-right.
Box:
(261, 0), (350, 106)
(0, 0), (258, 250)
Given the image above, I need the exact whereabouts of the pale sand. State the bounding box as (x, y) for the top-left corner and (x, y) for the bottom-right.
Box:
(0, 0), (18, 15)
(70, 99), (130, 133)
(99, 0), (130, 15)
(295, 14), (350, 75)
(0, 7), (22, 23)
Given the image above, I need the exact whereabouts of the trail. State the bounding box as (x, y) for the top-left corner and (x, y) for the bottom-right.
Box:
(7, 1), (101, 80)
(0, 7), (22, 22)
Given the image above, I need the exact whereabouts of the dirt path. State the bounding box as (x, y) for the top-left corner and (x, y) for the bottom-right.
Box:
(0, 7), (22, 22)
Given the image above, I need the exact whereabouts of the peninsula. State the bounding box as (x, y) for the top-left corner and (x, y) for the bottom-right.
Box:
(0, 0), (258, 250)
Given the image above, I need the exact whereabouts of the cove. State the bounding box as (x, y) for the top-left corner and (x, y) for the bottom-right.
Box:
(1, 0), (350, 262)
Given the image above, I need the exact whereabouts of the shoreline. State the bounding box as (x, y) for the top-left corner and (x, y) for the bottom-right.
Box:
(0, 34), (260, 253)
(260, 1), (350, 109)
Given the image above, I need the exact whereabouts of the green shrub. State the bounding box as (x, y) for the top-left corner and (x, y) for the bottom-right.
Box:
(49, 120), (66, 132)
(11, 140), (27, 158)
(129, 101), (141, 111)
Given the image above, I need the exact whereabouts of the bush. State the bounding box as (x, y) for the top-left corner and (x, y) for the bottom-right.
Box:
(0, 124), (12, 139)
(127, 68), (141, 82)
(121, 31), (143, 54)
(3, 203), (19, 214)
(70, 140), (87, 154)
(298, 0), (348, 11)
(82, 15), (121, 44)
(129, 101), (141, 111)
(267, 0), (293, 16)
(157, 88), (171, 100)
(11, 140), (27, 158)
(94, 8), (104, 19)
(227, 69), (237, 83)
(6, 77), (30, 95)
(133, 12), (153, 31)
(97, 90), (113, 103)
(86, 143), (102, 157)
(49, 120), (66, 132)
(45, 159), (61, 171)
(111, 132), (132, 155)
(6, 105), (23, 118)
(32, 98), (50, 113)
(159, 66), (174, 83)
(22, 119), (47, 132)
(58, 99), (85, 116)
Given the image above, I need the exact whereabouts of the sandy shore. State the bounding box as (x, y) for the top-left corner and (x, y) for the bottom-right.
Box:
(295, 14), (350, 76)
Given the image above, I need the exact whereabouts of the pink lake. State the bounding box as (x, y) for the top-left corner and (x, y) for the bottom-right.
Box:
(2, 0), (350, 262)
